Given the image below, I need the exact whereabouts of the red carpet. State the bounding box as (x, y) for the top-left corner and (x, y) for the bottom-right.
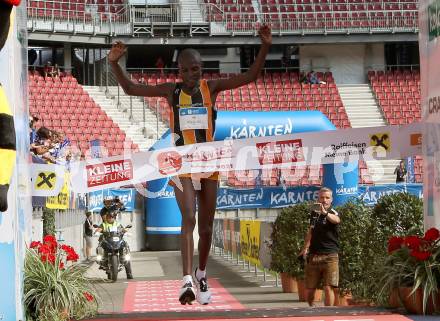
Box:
(122, 279), (245, 313)
(85, 314), (413, 321)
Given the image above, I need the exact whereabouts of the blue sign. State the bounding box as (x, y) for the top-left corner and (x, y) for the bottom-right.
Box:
(406, 157), (415, 183)
(214, 111), (335, 140)
(217, 186), (321, 209)
(358, 184), (423, 206)
(88, 188), (135, 212)
(322, 162), (359, 206)
(216, 184), (423, 209)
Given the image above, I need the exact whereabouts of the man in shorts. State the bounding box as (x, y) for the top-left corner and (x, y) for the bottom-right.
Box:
(299, 187), (340, 306)
(83, 211), (94, 261)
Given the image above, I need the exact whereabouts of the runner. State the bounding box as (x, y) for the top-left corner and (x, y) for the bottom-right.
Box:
(108, 25), (272, 305)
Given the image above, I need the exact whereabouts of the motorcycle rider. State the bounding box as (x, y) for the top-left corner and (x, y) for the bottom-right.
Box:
(95, 213), (133, 279)
(100, 196), (115, 221)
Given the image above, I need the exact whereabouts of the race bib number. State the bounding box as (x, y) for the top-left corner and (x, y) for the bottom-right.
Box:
(179, 107), (209, 130)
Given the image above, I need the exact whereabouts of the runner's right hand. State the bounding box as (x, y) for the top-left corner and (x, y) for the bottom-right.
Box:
(108, 41), (126, 63)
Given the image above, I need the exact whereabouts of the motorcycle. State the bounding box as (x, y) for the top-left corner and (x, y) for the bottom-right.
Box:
(94, 224), (133, 282)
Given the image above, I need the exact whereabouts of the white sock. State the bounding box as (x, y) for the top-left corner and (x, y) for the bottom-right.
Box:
(183, 274), (193, 285)
(196, 268), (206, 281)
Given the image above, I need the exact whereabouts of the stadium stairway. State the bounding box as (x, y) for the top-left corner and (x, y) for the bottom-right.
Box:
(180, 0), (205, 23)
(338, 84), (399, 185)
(82, 86), (168, 151)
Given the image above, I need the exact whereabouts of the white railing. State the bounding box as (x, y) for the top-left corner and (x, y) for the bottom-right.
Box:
(27, 0), (418, 36)
(131, 4), (182, 24)
(27, 0), (132, 35)
(199, 2), (418, 34)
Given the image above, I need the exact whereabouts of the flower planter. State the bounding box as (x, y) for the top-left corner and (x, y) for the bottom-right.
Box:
(280, 273), (298, 293)
(296, 279), (322, 302)
(399, 287), (436, 315)
(334, 288), (351, 306)
(313, 289), (323, 302)
(388, 288), (402, 308)
(297, 278), (307, 301)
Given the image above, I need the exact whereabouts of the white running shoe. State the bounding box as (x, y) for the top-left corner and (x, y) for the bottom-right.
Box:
(179, 281), (196, 305)
(195, 270), (212, 305)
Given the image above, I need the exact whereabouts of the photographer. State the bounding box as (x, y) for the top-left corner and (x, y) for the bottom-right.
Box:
(298, 187), (340, 307)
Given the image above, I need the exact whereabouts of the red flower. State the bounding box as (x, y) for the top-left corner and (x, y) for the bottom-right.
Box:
(43, 235), (57, 244)
(83, 292), (94, 302)
(29, 241), (41, 249)
(410, 250), (432, 261)
(66, 252), (79, 262)
(59, 261), (65, 270)
(41, 252), (56, 264)
(423, 228), (440, 243)
(388, 236), (404, 253)
(43, 235), (58, 252)
(38, 244), (52, 255)
(404, 235), (422, 250)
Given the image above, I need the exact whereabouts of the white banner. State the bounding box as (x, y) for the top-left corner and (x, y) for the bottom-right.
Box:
(420, 0), (440, 229)
(32, 123), (422, 196)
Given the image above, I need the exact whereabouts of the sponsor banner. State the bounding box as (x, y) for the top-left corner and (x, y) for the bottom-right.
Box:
(86, 159), (133, 188)
(46, 174), (70, 210)
(407, 157), (415, 183)
(229, 219), (237, 255)
(359, 184), (423, 206)
(216, 184), (422, 209)
(234, 219), (241, 256)
(240, 220), (261, 266)
(420, 0), (440, 229)
(213, 218), (224, 249)
(217, 186), (320, 209)
(258, 222), (273, 270)
(31, 163), (65, 196)
(223, 218), (231, 252)
(31, 123), (422, 195)
(88, 188), (135, 212)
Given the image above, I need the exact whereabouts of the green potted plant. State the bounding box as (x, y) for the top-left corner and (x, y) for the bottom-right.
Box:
(335, 199), (371, 305)
(362, 192), (424, 304)
(24, 235), (100, 321)
(379, 228), (440, 314)
(270, 202), (311, 295)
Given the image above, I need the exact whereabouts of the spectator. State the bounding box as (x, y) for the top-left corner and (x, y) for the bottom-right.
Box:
(44, 61), (55, 78)
(394, 160), (407, 184)
(83, 211), (94, 262)
(300, 72), (308, 84)
(53, 63), (60, 78)
(155, 56), (165, 75)
(308, 70), (319, 85)
(299, 187), (340, 307)
(29, 115), (39, 144)
(255, 169), (262, 186)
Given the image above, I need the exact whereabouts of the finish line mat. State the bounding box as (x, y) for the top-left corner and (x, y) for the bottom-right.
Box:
(83, 314), (414, 321)
(122, 279), (245, 313)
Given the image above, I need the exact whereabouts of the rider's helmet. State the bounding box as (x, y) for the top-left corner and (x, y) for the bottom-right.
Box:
(103, 196), (113, 207)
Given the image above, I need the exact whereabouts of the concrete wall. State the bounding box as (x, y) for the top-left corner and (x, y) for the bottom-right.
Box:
(216, 208), (282, 222)
(299, 43), (385, 84)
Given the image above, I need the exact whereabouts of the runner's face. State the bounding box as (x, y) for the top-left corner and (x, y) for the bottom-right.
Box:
(318, 191), (332, 209)
(179, 58), (202, 89)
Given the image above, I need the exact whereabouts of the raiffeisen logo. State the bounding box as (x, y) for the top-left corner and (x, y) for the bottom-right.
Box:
(429, 0), (440, 41)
